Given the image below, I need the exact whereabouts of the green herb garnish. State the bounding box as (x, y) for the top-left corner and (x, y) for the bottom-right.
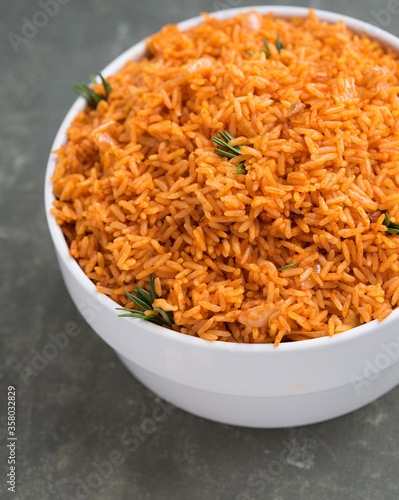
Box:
(247, 35), (284, 59)
(235, 162), (247, 175)
(278, 262), (298, 272)
(116, 274), (174, 327)
(383, 213), (399, 235)
(213, 130), (242, 158)
(262, 38), (271, 59)
(246, 50), (253, 56)
(276, 33), (285, 54)
(73, 72), (111, 107)
(212, 131), (247, 175)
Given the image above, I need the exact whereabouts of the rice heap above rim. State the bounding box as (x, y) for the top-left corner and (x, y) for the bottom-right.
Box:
(51, 10), (399, 345)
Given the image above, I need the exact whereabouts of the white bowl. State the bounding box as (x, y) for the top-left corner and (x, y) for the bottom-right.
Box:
(45, 6), (399, 428)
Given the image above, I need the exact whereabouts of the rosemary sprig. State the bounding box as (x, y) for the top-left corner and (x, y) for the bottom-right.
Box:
(212, 131), (247, 174)
(116, 274), (174, 327)
(235, 162), (247, 175)
(262, 38), (271, 59)
(72, 72), (111, 107)
(246, 34), (284, 58)
(278, 262), (298, 272)
(276, 33), (285, 54)
(383, 213), (399, 235)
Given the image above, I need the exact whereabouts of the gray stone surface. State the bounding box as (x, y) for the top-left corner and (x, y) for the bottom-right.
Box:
(1, 0), (399, 499)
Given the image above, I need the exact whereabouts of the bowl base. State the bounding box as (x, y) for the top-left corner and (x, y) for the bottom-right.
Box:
(116, 352), (399, 428)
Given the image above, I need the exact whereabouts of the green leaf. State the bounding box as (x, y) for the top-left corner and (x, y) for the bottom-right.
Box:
(383, 213), (399, 235)
(263, 38), (270, 51)
(235, 162), (247, 175)
(212, 137), (241, 155)
(72, 72), (111, 107)
(222, 130), (236, 142)
(72, 83), (102, 107)
(143, 315), (166, 326)
(116, 310), (146, 318)
(218, 131), (230, 142)
(115, 307), (140, 313)
(262, 38), (271, 59)
(278, 262), (298, 272)
(131, 295), (154, 312)
(123, 290), (152, 312)
(154, 307), (174, 327)
(123, 290), (139, 304)
(276, 33), (285, 54)
(134, 287), (154, 307)
(219, 131), (241, 151)
(213, 131), (247, 175)
(214, 148), (237, 159)
(99, 73), (111, 98)
(118, 274), (173, 327)
(149, 274), (158, 302)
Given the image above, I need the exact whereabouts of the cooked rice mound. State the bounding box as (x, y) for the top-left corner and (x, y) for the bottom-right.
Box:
(51, 10), (399, 344)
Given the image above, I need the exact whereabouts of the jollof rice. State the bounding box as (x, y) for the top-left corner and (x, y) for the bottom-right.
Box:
(51, 10), (399, 344)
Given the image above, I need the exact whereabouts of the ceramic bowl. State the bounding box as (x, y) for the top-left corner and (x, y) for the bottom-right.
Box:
(45, 6), (399, 427)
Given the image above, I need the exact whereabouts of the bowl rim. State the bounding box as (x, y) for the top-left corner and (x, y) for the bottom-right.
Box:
(45, 5), (399, 353)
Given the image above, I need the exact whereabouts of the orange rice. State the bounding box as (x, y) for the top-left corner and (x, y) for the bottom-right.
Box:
(51, 10), (399, 344)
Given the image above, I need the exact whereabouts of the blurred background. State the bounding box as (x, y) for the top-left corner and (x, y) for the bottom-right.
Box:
(1, 1), (399, 499)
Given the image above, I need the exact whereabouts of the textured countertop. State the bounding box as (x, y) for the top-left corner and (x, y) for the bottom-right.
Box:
(1, 0), (399, 498)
